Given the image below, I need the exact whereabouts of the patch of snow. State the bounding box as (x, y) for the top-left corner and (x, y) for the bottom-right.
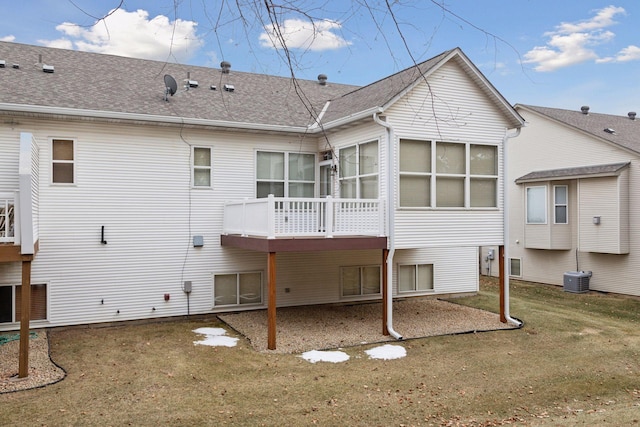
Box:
(193, 327), (227, 336)
(365, 344), (406, 360)
(193, 327), (239, 347)
(301, 350), (350, 363)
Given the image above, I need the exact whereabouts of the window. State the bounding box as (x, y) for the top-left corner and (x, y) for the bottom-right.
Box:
(398, 264), (434, 293)
(52, 139), (74, 184)
(0, 284), (48, 323)
(509, 258), (521, 277)
(526, 186), (547, 224)
(256, 151), (315, 198)
(399, 139), (497, 208)
(399, 139), (431, 207)
(214, 272), (262, 306)
(554, 185), (568, 224)
(341, 265), (381, 297)
(470, 144), (498, 207)
(193, 147), (212, 187)
(339, 141), (378, 198)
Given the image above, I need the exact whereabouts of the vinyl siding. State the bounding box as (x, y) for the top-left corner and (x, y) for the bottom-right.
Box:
(0, 56), (517, 329)
(578, 175), (629, 254)
(386, 61), (510, 248)
(509, 108), (640, 295)
(394, 247), (478, 294)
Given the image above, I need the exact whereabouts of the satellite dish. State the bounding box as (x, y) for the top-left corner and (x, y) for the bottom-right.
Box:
(164, 74), (178, 101)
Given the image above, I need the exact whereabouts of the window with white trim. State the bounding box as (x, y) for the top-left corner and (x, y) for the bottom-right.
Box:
(398, 264), (434, 293)
(339, 141), (378, 198)
(526, 186), (547, 224)
(256, 151), (315, 198)
(341, 265), (381, 297)
(214, 272), (262, 306)
(509, 258), (521, 277)
(554, 185), (568, 224)
(0, 283), (48, 323)
(52, 139), (74, 184)
(399, 139), (497, 208)
(193, 147), (212, 187)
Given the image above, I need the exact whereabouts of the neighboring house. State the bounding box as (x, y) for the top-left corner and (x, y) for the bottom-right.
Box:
(497, 104), (639, 296)
(0, 41), (523, 348)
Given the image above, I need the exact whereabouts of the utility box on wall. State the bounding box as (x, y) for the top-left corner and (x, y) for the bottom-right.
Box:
(563, 271), (591, 293)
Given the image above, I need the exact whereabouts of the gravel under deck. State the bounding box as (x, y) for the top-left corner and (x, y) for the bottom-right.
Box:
(218, 297), (518, 354)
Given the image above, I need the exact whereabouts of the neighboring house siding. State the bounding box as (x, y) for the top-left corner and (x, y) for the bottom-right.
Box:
(578, 175), (629, 254)
(509, 108), (640, 296)
(387, 61), (510, 249)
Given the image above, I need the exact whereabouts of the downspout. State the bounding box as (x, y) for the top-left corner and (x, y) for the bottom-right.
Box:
(373, 111), (403, 339)
(503, 127), (523, 326)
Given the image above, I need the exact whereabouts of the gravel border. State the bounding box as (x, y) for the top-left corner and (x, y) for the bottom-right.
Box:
(0, 330), (66, 394)
(218, 297), (519, 353)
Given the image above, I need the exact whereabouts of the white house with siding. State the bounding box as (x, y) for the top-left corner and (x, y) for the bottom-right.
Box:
(0, 41), (523, 349)
(496, 104), (639, 296)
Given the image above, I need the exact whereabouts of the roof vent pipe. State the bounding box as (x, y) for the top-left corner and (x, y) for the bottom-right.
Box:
(220, 61), (231, 73)
(317, 74), (327, 85)
(581, 106), (589, 114)
(628, 112), (636, 120)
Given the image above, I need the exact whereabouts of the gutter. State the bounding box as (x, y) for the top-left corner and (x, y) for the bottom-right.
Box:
(502, 127), (522, 327)
(373, 111), (402, 340)
(0, 102), (386, 135)
(0, 103), (311, 134)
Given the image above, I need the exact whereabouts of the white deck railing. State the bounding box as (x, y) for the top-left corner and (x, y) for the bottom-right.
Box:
(223, 195), (385, 239)
(0, 192), (17, 243)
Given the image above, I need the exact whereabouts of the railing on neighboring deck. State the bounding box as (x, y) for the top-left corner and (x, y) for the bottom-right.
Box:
(0, 193), (17, 243)
(223, 195), (385, 239)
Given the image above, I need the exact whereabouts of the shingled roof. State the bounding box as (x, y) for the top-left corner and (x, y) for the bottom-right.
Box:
(0, 41), (522, 132)
(516, 104), (640, 155)
(515, 162), (630, 183)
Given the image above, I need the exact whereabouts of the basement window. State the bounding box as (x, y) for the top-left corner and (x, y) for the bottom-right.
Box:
(0, 284), (48, 323)
(214, 272), (262, 307)
(398, 264), (434, 293)
(341, 265), (381, 297)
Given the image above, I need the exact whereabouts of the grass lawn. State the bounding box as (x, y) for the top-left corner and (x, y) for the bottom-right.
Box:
(1, 278), (639, 426)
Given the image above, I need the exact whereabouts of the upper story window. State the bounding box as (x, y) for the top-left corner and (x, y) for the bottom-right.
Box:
(193, 147), (212, 187)
(399, 139), (497, 208)
(526, 186), (547, 224)
(339, 141), (378, 199)
(256, 151), (315, 198)
(554, 185), (568, 224)
(52, 139), (74, 184)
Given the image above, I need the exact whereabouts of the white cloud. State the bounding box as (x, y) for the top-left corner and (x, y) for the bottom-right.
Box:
(598, 45), (640, 63)
(1, 35), (16, 42)
(39, 8), (204, 63)
(259, 18), (351, 51)
(523, 6), (627, 72)
(553, 5), (625, 34)
(615, 45), (640, 62)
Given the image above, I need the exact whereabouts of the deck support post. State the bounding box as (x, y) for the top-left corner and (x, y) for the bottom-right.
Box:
(499, 245), (507, 323)
(267, 252), (277, 350)
(18, 257), (32, 378)
(382, 248), (389, 335)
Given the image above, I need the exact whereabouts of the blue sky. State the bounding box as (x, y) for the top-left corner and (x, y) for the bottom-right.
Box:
(1, 1), (639, 115)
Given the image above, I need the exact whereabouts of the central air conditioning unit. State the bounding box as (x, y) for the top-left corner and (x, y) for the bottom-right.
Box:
(563, 271), (592, 293)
